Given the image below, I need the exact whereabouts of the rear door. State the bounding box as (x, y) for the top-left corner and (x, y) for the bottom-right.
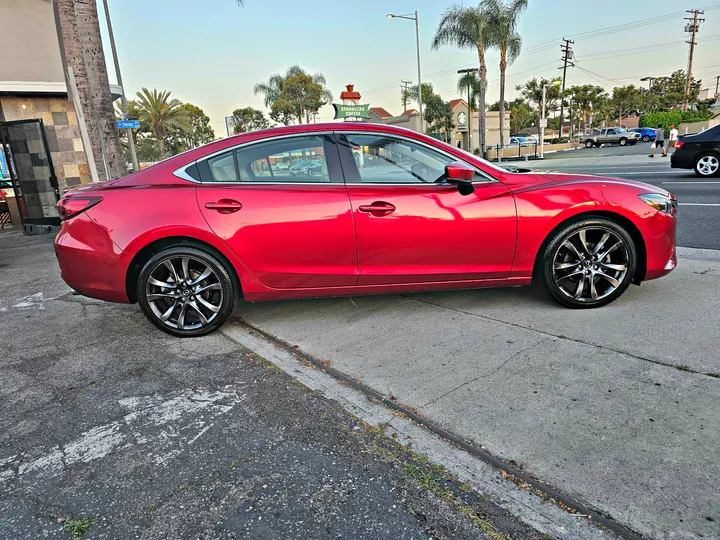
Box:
(336, 132), (517, 285)
(195, 133), (357, 289)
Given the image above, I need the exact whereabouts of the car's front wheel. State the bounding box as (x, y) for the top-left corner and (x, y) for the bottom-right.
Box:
(537, 217), (636, 308)
(585, 140), (594, 148)
(137, 246), (237, 337)
(694, 154), (720, 177)
(619, 137), (628, 146)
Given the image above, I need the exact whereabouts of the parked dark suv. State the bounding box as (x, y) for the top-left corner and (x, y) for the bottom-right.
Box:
(670, 124), (720, 177)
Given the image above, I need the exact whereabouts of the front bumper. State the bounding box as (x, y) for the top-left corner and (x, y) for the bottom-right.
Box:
(54, 212), (130, 303)
(641, 209), (677, 281)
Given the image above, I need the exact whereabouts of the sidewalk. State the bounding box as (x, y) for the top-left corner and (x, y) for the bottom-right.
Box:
(231, 251), (720, 539)
(0, 230), (546, 540)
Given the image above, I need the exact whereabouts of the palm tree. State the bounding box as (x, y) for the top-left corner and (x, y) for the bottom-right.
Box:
(483, 0), (527, 148)
(134, 89), (188, 160)
(432, 5), (490, 155)
(55, 0), (125, 180)
(457, 72), (482, 112)
(254, 66), (333, 124)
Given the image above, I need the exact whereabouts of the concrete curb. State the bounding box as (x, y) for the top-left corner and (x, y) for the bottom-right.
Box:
(222, 321), (626, 540)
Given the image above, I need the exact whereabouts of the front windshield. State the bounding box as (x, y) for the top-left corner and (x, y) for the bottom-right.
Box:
(616, 128), (626, 133)
(453, 146), (508, 174)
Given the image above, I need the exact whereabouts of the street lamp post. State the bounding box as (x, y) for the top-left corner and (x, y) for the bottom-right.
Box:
(457, 68), (479, 153)
(540, 78), (562, 159)
(387, 12), (424, 133)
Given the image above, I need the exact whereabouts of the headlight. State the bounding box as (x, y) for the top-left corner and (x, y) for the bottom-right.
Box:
(639, 193), (677, 216)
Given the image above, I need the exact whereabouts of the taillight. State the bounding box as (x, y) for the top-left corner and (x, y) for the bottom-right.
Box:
(674, 141), (684, 149)
(57, 196), (102, 221)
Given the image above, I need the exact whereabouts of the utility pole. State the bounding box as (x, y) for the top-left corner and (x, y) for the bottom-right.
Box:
(401, 80), (411, 111)
(715, 75), (719, 99)
(102, 0), (138, 173)
(683, 9), (704, 112)
(558, 38), (574, 139)
(458, 68), (479, 152)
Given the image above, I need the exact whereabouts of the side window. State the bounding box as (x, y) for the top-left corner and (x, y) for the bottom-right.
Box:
(607, 129), (616, 135)
(207, 152), (238, 182)
(235, 136), (330, 183)
(343, 134), (462, 184)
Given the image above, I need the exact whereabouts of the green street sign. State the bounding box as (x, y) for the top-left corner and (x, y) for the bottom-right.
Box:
(333, 104), (370, 119)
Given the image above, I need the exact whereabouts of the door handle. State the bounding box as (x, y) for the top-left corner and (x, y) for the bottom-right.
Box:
(358, 202), (395, 215)
(204, 199), (242, 214)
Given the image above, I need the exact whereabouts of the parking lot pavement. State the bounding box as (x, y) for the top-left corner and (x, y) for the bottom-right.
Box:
(0, 230), (550, 540)
(232, 251), (720, 540)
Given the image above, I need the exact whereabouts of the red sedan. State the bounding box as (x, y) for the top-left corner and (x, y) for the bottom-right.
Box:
(55, 124), (677, 337)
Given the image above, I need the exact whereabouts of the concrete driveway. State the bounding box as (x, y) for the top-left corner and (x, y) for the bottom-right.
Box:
(231, 249), (720, 540)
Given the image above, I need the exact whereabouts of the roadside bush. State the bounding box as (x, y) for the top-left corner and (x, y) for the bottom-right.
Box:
(550, 137), (569, 144)
(639, 110), (711, 135)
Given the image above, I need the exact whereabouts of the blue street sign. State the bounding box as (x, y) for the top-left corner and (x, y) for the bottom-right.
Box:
(116, 120), (140, 129)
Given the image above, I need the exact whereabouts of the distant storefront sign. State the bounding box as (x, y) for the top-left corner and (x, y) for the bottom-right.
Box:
(457, 111), (467, 131)
(333, 104), (370, 120)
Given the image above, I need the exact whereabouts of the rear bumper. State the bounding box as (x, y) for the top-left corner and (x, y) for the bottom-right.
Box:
(54, 212), (130, 303)
(641, 210), (677, 281)
(670, 151), (694, 169)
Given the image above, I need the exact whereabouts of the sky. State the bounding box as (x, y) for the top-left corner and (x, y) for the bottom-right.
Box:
(97, 0), (720, 137)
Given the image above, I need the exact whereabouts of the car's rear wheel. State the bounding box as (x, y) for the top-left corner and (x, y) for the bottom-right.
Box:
(137, 247), (237, 337)
(594, 142), (602, 147)
(642, 136), (650, 142)
(619, 137), (628, 146)
(694, 154), (720, 177)
(537, 217), (636, 308)
(585, 139), (594, 148)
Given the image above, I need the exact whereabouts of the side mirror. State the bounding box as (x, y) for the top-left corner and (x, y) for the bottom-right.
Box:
(445, 161), (475, 196)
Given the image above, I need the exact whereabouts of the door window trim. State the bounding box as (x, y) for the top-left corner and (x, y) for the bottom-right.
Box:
(333, 131), (498, 185)
(174, 132), (344, 185)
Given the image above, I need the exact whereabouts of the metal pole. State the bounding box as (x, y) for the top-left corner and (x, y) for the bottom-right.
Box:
(540, 84), (546, 159)
(415, 11), (424, 134)
(102, 0), (138, 173)
(467, 84), (472, 152)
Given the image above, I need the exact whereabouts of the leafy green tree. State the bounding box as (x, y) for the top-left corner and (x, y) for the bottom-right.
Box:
(483, 0), (527, 147)
(254, 66), (333, 124)
(566, 85), (608, 132)
(432, 4), (491, 151)
(611, 85), (643, 125)
(516, 78), (561, 126)
(507, 99), (533, 133)
(231, 107), (270, 133)
(179, 103), (215, 147)
(649, 70), (702, 110)
(134, 88), (189, 159)
(425, 96), (455, 142)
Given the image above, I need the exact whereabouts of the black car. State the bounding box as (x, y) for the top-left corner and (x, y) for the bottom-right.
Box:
(670, 124), (720, 177)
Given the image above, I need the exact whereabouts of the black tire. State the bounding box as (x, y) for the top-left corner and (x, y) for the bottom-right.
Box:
(619, 137), (628, 146)
(642, 136), (650, 142)
(137, 246), (237, 337)
(584, 139), (594, 148)
(693, 153), (720, 177)
(594, 142), (602, 147)
(536, 217), (637, 309)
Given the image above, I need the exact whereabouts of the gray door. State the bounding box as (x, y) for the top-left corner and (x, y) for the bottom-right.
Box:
(0, 119), (60, 231)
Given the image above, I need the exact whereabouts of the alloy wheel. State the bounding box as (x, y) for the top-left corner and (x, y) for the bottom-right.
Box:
(696, 155), (720, 176)
(552, 227), (629, 303)
(145, 256), (223, 330)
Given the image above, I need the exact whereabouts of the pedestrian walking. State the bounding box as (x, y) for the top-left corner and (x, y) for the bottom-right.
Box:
(650, 124), (666, 158)
(669, 124), (679, 152)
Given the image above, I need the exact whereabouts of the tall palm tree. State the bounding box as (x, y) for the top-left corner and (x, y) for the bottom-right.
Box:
(457, 71), (482, 111)
(134, 89), (188, 160)
(432, 5), (490, 155)
(55, 0), (125, 180)
(483, 0), (527, 148)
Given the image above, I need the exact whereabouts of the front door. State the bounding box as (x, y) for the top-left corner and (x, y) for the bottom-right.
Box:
(196, 133), (357, 289)
(0, 119), (60, 230)
(337, 133), (517, 285)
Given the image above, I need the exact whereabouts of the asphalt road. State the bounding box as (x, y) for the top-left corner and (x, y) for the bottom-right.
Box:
(536, 142), (720, 250)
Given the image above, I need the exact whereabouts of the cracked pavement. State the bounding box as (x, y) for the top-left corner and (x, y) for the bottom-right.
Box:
(0, 229), (550, 539)
(231, 252), (720, 539)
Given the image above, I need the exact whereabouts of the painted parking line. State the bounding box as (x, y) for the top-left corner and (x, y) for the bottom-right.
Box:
(678, 203), (720, 206)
